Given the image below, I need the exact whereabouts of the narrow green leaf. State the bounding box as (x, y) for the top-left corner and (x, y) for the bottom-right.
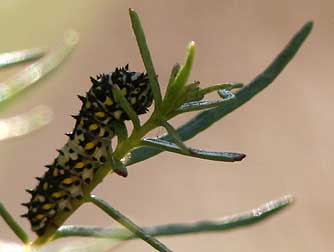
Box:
(163, 41), (195, 111)
(0, 105), (53, 141)
(167, 63), (181, 89)
(0, 48), (46, 69)
(176, 90), (235, 114)
(0, 30), (79, 104)
(89, 195), (172, 252)
(129, 8), (162, 111)
(126, 21), (313, 166)
(159, 120), (189, 154)
(0, 201), (29, 243)
(171, 41), (196, 93)
(195, 82), (243, 98)
(112, 85), (140, 129)
(54, 195), (293, 241)
(141, 138), (246, 162)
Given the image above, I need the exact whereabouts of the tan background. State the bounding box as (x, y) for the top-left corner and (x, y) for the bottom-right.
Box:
(0, 0), (332, 251)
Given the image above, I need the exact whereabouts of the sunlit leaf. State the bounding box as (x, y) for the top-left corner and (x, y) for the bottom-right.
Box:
(0, 238), (117, 252)
(0, 30), (79, 103)
(0, 105), (53, 141)
(0, 48), (46, 69)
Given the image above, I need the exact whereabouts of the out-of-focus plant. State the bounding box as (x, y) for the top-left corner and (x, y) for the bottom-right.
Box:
(0, 30), (79, 141)
(0, 8), (312, 252)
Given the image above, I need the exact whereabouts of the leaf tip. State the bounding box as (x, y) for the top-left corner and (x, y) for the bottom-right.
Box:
(64, 30), (80, 46)
(129, 8), (136, 16)
(189, 40), (196, 48)
(305, 21), (314, 30)
(235, 153), (246, 161)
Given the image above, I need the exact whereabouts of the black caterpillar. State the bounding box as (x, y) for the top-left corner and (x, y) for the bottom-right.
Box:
(21, 65), (153, 236)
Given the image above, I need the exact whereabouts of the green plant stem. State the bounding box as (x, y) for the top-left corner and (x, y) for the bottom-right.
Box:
(126, 21), (313, 166)
(159, 120), (189, 153)
(0, 202), (29, 243)
(112, 85), (141, 129)
(53, 195), (293, 241)
(89, 195), (173, 252)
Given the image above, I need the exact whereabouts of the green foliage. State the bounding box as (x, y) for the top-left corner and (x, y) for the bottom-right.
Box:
(0, 8), (313, 252)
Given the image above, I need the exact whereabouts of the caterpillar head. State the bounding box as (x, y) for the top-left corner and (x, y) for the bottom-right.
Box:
(90, 65), (153, 119)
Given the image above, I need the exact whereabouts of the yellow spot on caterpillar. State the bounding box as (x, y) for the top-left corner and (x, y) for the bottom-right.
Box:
(42, 182), (48, 190)
(113, 110), (122, 120)
(33, 194), (45, 203)
(63, 177), (75, 185)
(51, 191), (64, 199)
(132, 88), (141, 94)
(74, 162), (85, 169)
(85, 102), (91, 109)
(105, 97), (113, 106)
(84, 142), (96, 151)
(53, 168), (59, 177)
(35, 214), (46, 220)
(95, 111), (106, 118)
(41, 203), (54, 210)
(89, 124), (99, 131)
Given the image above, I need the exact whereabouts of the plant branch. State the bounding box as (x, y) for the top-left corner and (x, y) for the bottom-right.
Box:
(126, 21), (314, 166)
(53, 195), (293, 241)
(89, 195), (173, 252)
(0, 201), (29, 243)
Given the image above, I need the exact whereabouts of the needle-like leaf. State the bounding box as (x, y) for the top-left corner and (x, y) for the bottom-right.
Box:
(0, 201), (29, 243)
(89, 195), (172, 252)
(126, 21), (314, 166)
(0, 30), (79, 105)
(0, 48), (46, 69)
(112, 85), (140, 129)
(140, 138), (245, 162)
(159, 120), (189, 154)
(0, 105), (53, 141)
(176, 90), (235, 114)
(54, 195), (293, 241)
(163, 41), (196, 113)
(129, 8), (162, 111)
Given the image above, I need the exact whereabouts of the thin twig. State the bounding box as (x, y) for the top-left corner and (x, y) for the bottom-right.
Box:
(89, 195), (173, 252)
(0, 202), (29, 243)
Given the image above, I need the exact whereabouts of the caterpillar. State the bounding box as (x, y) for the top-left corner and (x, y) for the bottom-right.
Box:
(21, 65), (153, 236)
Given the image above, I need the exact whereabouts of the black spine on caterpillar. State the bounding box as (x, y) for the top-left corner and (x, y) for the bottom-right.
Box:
(21, 65), (153, 236)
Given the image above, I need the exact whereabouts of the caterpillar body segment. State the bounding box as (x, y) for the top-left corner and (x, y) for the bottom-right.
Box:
(22, 65), (153, 236)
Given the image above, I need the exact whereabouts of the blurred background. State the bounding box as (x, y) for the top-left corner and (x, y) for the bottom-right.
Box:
(0, 0), (332, 251)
